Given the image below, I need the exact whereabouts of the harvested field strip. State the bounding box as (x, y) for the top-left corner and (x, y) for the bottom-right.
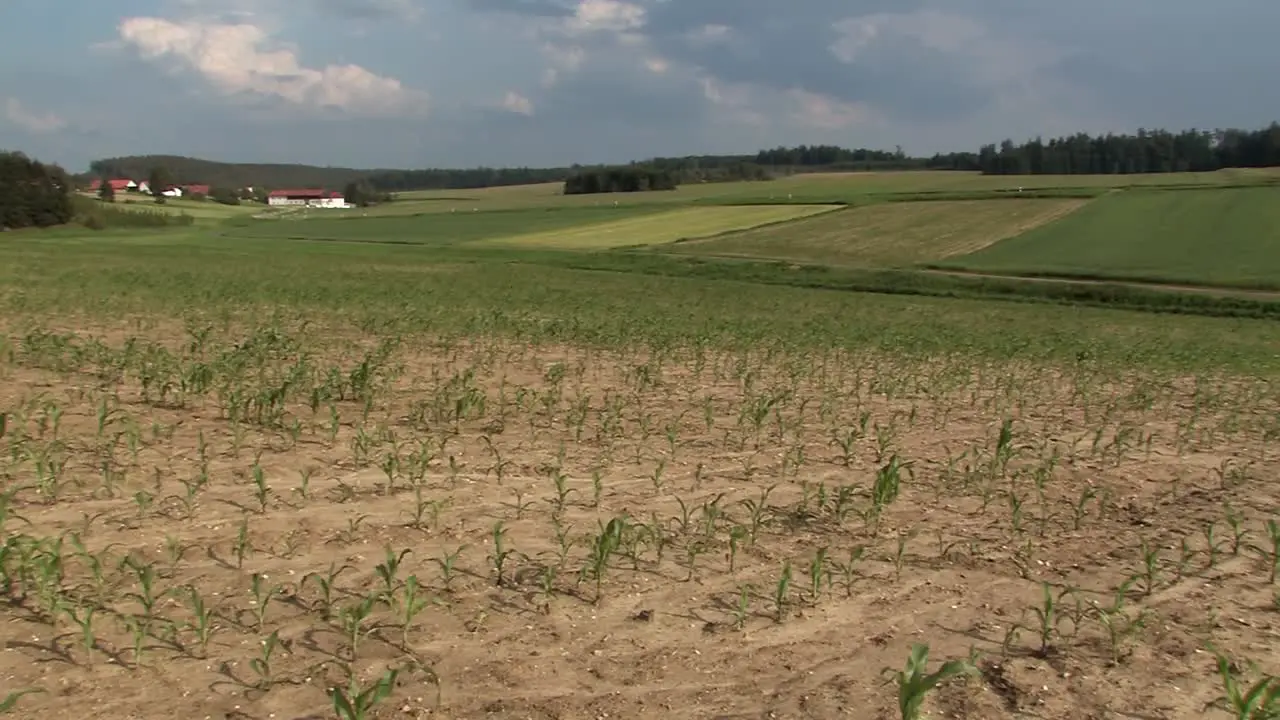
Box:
(481, 204), (842, 249)
(665, 198), (1088, 267)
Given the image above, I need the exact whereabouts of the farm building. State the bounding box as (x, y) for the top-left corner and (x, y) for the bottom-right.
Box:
(267, 189), (348, 209)
(88, 178), (138, 193)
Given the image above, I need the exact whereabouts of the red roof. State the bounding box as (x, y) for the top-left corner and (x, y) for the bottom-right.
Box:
(269, 188), (328, 198)
(183, 184), (211, 195)
(108, 179), (134, 190)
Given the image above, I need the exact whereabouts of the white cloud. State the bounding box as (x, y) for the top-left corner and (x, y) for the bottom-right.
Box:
(540, 43), (585, 87)
(644, 57), (669, 74)
(501, 90), (534, 115)
(4, 98), (67, 133)
(116, 17), (427, 115)
(685, 23), (732, 46)
(565, 0), (646, 34)
(786, 89), (876, 130)
(831, 10), (1054, 88)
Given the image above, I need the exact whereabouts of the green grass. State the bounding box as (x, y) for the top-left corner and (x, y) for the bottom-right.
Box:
(3, 228), (1280, 374)
(381, 168), (1280, 214)
(940, 186), (1280, 289)
(222, 205), (668, 245)
(479, 205), (841, 250)
(665, 199), (1088, 267)
(95, 195), (259, 224)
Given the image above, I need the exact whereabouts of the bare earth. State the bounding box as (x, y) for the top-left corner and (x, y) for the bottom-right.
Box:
(2, 321), (1278, 719)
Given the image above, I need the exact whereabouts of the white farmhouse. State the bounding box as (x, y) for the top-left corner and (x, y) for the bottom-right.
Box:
(267, 189), (349, 208)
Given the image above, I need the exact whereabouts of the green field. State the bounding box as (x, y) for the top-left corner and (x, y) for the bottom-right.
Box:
(97, 195), (260, 223)
(224, 205), (668, 245)
(6, 169), (1280, 720)
(389, 167), (1280, 211)
(665, 198), (1087, 267)
(480, 204), (841, 249)
(940, 186), (1280, 288)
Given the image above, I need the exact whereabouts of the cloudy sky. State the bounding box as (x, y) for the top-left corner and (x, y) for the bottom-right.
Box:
(2, 0), (1278, 171)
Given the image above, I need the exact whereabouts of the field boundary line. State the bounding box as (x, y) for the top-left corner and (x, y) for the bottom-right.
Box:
(917, 268), (1280, 301)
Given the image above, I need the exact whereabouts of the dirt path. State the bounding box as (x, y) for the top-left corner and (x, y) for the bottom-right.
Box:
(920, 267), (1280, 301)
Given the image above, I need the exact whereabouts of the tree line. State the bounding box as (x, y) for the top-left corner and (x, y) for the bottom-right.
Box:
(75, 120), (1280, 197)
(0, 151), (74, 229)
(563, 167), (678, 195)
(927, 123), (1280, 176)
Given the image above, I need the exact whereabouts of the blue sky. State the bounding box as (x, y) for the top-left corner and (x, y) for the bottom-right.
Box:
(2, 0), (1278, 172)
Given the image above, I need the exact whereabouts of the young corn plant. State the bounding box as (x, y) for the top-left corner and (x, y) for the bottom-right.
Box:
(339, 594), (378, 660)
(374, 545), (412, 604)
(249, 630), (285, 690)
(398, 574), (432, 646)
(1209, 650), (1280, 720)
(488, 522), (518, 587)
(330, 666), (401, 720)
(1250, 519), (1280, 584)
(249, 573), (279, 631)
(773, 560), (792, 623)
(433, 546), (467, 593)
(1092, 577), (1149, 666)
(184, 586), (217, 658)
(881, 643), (979, 720)
(0, 689), (45, 714)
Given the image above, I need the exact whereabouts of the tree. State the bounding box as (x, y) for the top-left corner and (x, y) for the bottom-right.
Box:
(148, 166), (172, 199)
(98, 177), (115, 202)
(0, 151), (74, 229)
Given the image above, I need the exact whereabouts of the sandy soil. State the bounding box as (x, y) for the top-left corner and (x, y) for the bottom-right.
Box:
(1, 324), (1278, 720)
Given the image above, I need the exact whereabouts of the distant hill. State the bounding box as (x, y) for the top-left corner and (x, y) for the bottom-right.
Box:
(86, 155), (379, 191)
(83, 146), (931, 193)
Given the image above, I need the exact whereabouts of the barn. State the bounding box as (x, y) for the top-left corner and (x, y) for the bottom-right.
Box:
(266, 189), (349, 209)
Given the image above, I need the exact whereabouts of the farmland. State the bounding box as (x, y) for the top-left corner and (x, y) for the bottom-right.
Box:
(3, 169), (1280, 720)
(479, 205), (841, 250)
(939, 186), (1280, 289)
(666, 199), (1087, 268)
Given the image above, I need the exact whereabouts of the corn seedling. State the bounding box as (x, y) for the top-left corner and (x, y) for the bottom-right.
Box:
(1205, 521), (1223, 569)
(304, 562), (351, 620)
(1250, 519), (1280, 584)
(1209, 649), (1280, 720)
(1226, 505), (1249, 556)
(881, 643), (978, 720)
(807, 546), (829, 603)
(249, 572), (279, 630)
(434, 545), (467, 592)
(0, 689), (45, 714)
(375, 545), (412, 603)
(773, 560), (792, 622)
(249, 630), (285, 690)
(339, 594), (378, 659)
(64, 603), (97, 665)
(1092, 577), (1148, 666)
(233, 514), (251, 568)
(330, 666), (401, 720)
(184, 586), (217, 657)
(488, 521), (518, 587)
(1137, 539), (1163, 597)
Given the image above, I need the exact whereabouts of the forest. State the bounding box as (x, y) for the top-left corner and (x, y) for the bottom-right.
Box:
(928, 124), (1280, 175)
(69, 121), (1280, 196)
(562, 166), (679, 195)
(0, 151), (74, 229)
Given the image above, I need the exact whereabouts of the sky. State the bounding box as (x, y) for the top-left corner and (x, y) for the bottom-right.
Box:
(1, 0), (1279, 172)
